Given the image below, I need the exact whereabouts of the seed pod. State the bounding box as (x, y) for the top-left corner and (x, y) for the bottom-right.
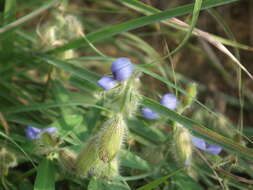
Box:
(75, 137), (99, 177)
(173, 126), (192, 166)
(111, 58), (134, 81)
(98, 115), (126, 162)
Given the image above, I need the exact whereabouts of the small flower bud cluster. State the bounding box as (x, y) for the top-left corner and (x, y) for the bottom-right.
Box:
(141, 93), (178, 119)
(97, 58), (134, 90)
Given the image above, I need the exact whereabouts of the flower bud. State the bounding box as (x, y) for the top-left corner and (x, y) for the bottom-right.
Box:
(182, 83), (197, 108)
(111, 58), (134, 81)
(141, 108), (159, 120)
(191, 136), (222, 155)
(160, 93), (177, 110)
(173, 126), (192, 166)
(97, 76), (118, 90)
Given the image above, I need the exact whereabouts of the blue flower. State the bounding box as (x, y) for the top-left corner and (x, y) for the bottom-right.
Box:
(97, 76), (118, 90)
(191, 136), (222, 155)
(111, 57), (134, 81)
(25, 126), (42, 139)
(142, 93), (177, 120)
(25, 126), (57, 140)
(141, 108), (159, 120)
(160, 93), (177, 110)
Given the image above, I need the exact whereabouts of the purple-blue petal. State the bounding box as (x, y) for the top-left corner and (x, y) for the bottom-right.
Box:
(141, 108), (159, 120)
(111, 57), (134, 81)
(191, 136), (206, 150)
(160, 93), (177, 110)
(42, 127), (57, 134)
(97, 76), (117, 90)
(206, 144), (222, 155)
(25, 126), (42, 140)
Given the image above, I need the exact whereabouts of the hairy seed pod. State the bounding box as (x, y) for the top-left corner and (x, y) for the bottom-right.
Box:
(98, 115), (126, 162)
(173, 126), (193, 166)
(75, 137), (99, 177)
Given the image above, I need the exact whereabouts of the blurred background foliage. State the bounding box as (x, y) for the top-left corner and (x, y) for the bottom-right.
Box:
(1, 0), (253, 189)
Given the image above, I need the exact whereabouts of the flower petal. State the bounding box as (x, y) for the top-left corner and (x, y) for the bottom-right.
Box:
(191, 136), (206, 150)
(111, 57), (134, 81)
(206, 144), (222, 155)
(160, 93), (178, 110)
(42, 127), (57, 134)
(97, 76), (118, 90)
(141, 108), (159, 120)
(25, 126), (42, 140)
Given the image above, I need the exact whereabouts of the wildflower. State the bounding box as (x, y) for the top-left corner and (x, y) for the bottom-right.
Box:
(191, 136), (222, 155)
(142, 93), (177, 119)
(160, 93), (177, 110)
(111, 57), (134, 81)
(25, 126), (57, 140)
(141, 108), (159, 120)
(97, 76), (118, 90)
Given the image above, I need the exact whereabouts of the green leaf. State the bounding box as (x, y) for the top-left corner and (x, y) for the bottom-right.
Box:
(38, 55), (100, 88)
(119, 150), (151, 171)
(172, 172), (203, 190)
(137, 168), (183, 190)
(50, 0), (239, 54)
(34, 159), (55, 190)
(128, 119), (166, 144)
(169, 0), (202, 55)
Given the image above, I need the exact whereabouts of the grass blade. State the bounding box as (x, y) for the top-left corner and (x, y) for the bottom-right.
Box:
(50, 0), (239, 54)
(34, 158), (55, 190)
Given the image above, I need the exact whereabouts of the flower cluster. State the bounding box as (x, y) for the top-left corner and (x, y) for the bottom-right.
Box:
(25, 126), (57, 140)
(191, 136), (222, 155)
(97, 58), (134, 90)
(141, 93), (178, 119)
